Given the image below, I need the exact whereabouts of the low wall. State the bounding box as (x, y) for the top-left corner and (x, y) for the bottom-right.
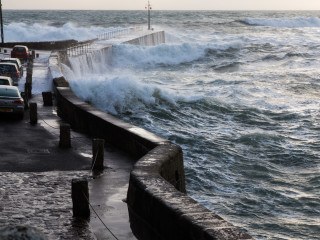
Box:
(50, 31), (253, 240)
(0, 39), (93, 51)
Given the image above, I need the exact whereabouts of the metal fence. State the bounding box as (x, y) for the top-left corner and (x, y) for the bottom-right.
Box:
(97, 28), (131, 40)
(67, 26), (145, 57)
(97, 25), (144, 41)
(67, 42), (91, 57)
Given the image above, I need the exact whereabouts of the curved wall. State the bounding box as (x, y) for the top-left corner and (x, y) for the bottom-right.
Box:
(50, 32), (253, 240)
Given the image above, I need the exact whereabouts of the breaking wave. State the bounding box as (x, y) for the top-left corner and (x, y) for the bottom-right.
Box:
(111, 41), (242, 67)
(64, 72), (183, 115)
(4, 22), (125, 42)
(241, 17), (320, 28)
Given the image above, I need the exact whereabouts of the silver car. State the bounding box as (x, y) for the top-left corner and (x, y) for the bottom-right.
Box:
(0, 85), (24, 119)
(0, 76), (14, 86)
(0, 63), (20, 82)
(0, 58), (23, 77)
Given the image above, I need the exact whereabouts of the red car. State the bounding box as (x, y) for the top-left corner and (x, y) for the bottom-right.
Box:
(11, 45), (31, 61)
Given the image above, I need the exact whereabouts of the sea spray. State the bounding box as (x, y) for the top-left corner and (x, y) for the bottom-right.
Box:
(4, 22), (129, 42)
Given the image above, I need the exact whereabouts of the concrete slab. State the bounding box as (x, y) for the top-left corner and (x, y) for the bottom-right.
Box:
(0, 55), (137, 239)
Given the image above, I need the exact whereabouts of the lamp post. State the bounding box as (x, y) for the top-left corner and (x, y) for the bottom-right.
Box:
(0, 0), (4, 44)
(147, 0), (151, 30)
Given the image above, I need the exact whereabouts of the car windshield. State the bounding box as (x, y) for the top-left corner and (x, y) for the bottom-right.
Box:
(1, 60), (16, 64)
(0, 65), (16, 72)
(0, 79), (9, 85)
(13, 47), (26, 52)
(0, 88), (19, 97)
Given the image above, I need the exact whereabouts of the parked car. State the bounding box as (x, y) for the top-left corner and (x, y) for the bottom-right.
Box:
(0, 58), (23, 77)
(0, 63), (20, 82)
(0, 85), (24, 119)
(10, 45), (31, 61)
(0, 76), (13, 86)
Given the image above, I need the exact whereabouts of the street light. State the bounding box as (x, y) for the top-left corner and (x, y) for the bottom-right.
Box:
(146, 0), (152, 30)
(0, 0), (4, 44)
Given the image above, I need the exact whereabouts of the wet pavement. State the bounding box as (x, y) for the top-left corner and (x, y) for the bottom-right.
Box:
(0, 54), (137, 239)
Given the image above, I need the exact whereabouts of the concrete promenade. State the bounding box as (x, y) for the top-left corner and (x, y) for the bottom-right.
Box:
(0, 55), (137, 239)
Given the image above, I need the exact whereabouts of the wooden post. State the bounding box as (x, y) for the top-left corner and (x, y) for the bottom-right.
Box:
(0, 0), (4, 44)
(23, 83), (29, 108)
(25, 82), (32, 98)
(92, 139), (104, 171)
(42, 91), (53, 106)
(29, 102), (37, 124)
(72, 178), (90, 219)
(26, 60), (33, 100)
(59, 124), (71, 148)
(27, 62), (33, 76)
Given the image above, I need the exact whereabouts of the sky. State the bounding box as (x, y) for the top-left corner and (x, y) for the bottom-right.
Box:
(3, 0), (320, 11)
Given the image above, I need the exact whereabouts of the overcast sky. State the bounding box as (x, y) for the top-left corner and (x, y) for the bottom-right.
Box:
(3, 0), (320, 10)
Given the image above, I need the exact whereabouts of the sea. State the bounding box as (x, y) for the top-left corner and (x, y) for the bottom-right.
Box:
(3, 10), (320, 240)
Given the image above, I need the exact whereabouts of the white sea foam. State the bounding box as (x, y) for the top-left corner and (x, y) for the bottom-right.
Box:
(242, 17), (320, 28)
(111, 41), (242, 67)
(4, 22), (124, 42)
(64, 70), (180, 115)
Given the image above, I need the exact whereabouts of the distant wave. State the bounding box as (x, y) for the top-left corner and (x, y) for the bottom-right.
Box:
(4, 22), (124, 42)
(240, 17), (320, 28)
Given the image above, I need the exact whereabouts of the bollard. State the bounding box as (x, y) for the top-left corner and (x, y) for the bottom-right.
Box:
(42, 91), (53, 106)
(4, 49), (6, 53)
(72, 178), (90, 219)
(29, 103), (37, 124)
(59, 124), (71, 148)
(92, 139), (104, 171)
(36, 53), (39, 58)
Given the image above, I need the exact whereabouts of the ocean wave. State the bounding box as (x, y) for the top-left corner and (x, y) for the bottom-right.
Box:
(64, 72), (184, 115)
(240, 17), (320, 28)
(111, 42), (242, 67)
(4, 22), (121, 42)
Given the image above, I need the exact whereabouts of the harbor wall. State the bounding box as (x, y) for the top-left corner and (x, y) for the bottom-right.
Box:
(50, 31), (253, 240)
(0, 39), (97, 51)
(124, 31), (165, 46)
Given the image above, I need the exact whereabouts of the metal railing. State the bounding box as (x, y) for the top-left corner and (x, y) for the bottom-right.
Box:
(66, 26), (145, 57)
(97, 25), (144, 41)
(67, 42), (91, 57)
(97, 28), (131, 40)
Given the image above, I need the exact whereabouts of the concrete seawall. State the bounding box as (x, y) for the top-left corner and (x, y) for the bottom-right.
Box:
(124, 31), (165, 46)
(51, 31), (253, 240)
